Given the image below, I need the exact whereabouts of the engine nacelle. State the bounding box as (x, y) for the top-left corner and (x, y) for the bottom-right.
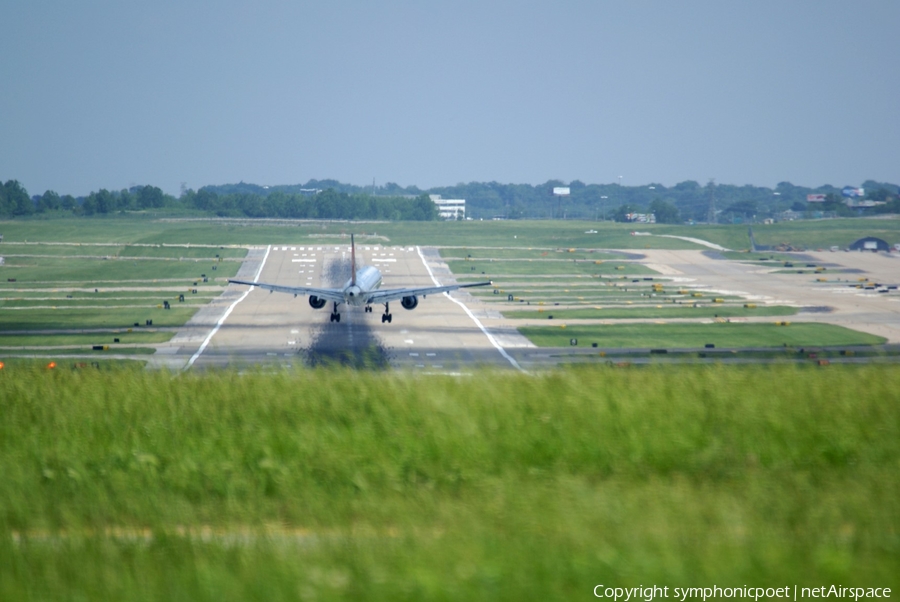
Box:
(308, 295), (327, 309)
(401, 295), (418, 310)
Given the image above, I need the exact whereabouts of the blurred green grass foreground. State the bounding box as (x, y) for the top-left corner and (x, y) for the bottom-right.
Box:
(1, 364), (898, 600)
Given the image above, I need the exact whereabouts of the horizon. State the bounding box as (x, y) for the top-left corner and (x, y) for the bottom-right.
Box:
(11, 176), (898, 200)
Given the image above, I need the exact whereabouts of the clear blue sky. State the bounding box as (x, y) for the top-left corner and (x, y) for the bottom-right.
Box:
(2, 1), (898, 197)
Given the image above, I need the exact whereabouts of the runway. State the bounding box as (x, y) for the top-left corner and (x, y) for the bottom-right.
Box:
(153, 242), (900, 372)
(165, 242), (524, 371)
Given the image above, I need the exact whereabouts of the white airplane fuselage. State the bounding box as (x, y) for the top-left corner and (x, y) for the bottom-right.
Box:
(342, 265), (382, 306)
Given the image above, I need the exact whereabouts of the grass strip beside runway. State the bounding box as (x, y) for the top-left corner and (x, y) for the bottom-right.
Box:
(1, 365), (898, 599)
(0, 307), (198, 331)
(519, 322), (886, 348)
(446, 259), (656, 277)
(0, 331), (172, 347)
(504, 305), (798, 320)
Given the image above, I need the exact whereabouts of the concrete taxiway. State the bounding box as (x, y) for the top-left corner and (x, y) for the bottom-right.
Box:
(634, 249), (900, 342)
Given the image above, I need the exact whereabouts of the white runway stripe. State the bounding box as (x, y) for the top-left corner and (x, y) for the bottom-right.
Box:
(415, 246), (524, 372)
(185, 245), (272, 369)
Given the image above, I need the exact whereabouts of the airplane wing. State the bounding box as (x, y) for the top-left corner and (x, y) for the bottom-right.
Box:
(366, 281), (492, 304)
(228, 279), (345, 303)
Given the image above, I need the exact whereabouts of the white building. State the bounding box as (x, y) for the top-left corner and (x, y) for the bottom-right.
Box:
(625, 212), (656, 224)
(429, 195), (466, 220)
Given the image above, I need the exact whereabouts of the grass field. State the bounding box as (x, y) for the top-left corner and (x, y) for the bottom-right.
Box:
(1, 365), (898, 600)
(0, 331), (172, 346)
(504, 305), (798, 320)
(0, 243), (247, 260)
(0, 347), (158, 356)
(470, 281), (717, 304)
(0, 235), (237, 353)
(0, 256), (233, 283)
(519, 322), (887, 348)
(447, 258), (656, 278)
(3, 215), (898, 251)
(439, 247), (625, 260)
(0, 307), (198, 331)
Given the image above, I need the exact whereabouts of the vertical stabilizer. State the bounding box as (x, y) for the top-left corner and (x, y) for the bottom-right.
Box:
(350, 234), (357, 286)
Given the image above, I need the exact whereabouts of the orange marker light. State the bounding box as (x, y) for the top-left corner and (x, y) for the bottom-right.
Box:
(0, 361), (4, 370)
(47, 362), (57, 369)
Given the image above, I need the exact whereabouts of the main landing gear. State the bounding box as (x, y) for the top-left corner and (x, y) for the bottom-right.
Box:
(381, 302), (393, 323)
(329, 301), (341, 323)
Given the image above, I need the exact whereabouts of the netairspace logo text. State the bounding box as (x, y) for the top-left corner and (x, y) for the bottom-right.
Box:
(593, 586), (892, 602)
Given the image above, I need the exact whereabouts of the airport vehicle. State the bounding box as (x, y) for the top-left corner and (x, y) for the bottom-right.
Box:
(229, 235), (492, 323)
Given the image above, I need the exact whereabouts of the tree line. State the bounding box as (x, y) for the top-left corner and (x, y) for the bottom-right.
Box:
(2, 177), (897, 222)
(0, 181), (439, 221)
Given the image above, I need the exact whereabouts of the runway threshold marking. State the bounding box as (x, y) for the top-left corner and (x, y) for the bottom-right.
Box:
(185, 245), (273, 370)
(415, 246), (524, 373)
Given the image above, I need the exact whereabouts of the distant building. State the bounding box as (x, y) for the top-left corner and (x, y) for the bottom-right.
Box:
(849, 237), (891, 252)
(625, 212), (656, 223)
(429, 195), (465, 220)
(776, 210), (803, 221)
(845, 199), (886, 208)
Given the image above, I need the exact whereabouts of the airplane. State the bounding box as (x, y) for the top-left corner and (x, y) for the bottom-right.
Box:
(228, 235), (492, 323)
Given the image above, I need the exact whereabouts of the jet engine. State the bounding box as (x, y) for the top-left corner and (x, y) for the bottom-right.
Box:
(401, 295), (418, 310)
(308, 295), (327, 309)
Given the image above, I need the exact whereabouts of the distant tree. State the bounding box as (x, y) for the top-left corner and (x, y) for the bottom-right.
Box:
(649, 199), (680, 224)
(2, 180), (33, 216)
(117, 189), (135, 211)
(867, 188), (891, 202)
(821, 194), (843, 211)
(381, 182), (406, 195)
(179, 188), (197, 209)
(672, 180), (701, 192)
(409, 194), (439, 221)
(37, 190), (62, 212)
(192, 189), (219, 211)
(136, 185), (165, 209)
(82, 189), (116, 214)
(723, 199), (758, 218)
